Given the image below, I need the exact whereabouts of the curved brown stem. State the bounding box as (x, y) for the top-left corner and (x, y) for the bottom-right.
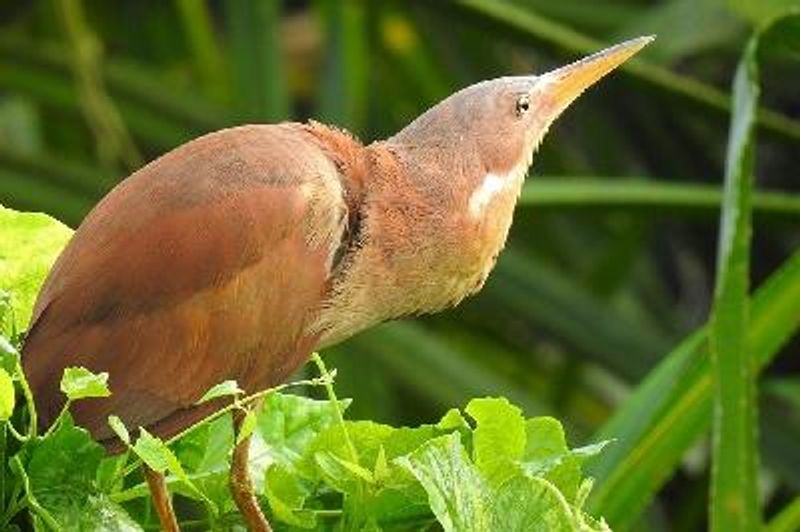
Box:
(230, 409), (272, 532)
(143, 464), (180, 532)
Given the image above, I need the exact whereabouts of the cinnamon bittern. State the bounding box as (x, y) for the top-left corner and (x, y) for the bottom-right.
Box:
(22, 37), (652, 530)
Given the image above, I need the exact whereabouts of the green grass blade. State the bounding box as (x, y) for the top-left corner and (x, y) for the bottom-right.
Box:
(708, 25), (760, 532)
(491, 250), (671, 381)
(519, 179), (800, 221)
(315, 0), (368, 133)
(587, 249), (800, 529)
(0, 35), (230, 150)
(225, 0), (289, 121)
(55, 0), (142, 173)
(766, 496), (800, 532)
(175, 0), (230, 104)
(446, 0), (800, 143)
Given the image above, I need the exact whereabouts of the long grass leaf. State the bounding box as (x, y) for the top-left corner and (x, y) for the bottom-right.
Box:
(520, 179), (800, 221)
(446, 0), (800, 143)
(55, 0), (142, 173)
(225, 0), (289, 122)
(708, 23), (761, 532)
(174, 0), (230, 104)
(587, 249), (800, 529)
(316, 0), (368, 132)
(766, 496), (800, 532)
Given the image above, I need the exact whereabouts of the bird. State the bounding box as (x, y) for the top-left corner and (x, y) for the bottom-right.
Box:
(22, 37), (652, 531)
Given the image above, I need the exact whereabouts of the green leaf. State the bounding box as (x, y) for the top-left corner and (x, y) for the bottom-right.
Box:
(0, 367), (15, 420)
(518, 178), (800, 221)
(225, 0), (289, 121)
(316, 0), (368, 132)
(22, 415), (142, 529)
(490, 475), (575, 532)
(588, 249), (800, 527)
(0, 204), (72, 333)
(314, 450), (374, 493)
(195, 379), (243, 404)
(450, 0), (800, 142)
(437, 408), (470, 431)
(235, 409), (257, 445)
(131, 428), (182, 477)
(0, 331), (19, 373)
(728, 0), (800, 24)
(263, 465), (317, 529)
(60, 366), (111, 400)
(80, 495), (143, 531)
(396, 433), (492, 532)
(466, 397), (526, 487)
(307, 420), (394, 480)
(522, 417), (581, 501)
(708, 13), (765, 531)
(766, 495), (800, 532)
(107, 415), (130, 445)
(256, 392), (350, 471)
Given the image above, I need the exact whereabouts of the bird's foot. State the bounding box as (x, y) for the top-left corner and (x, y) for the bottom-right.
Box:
(230, 409), (272, 532)
(143, 464), (180, 532)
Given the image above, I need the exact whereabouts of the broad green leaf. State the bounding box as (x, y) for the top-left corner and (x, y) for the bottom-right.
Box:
(0, 204), (72, 333)
(314, 450), (374, 494)
(235, 409), (257, 445)
(490, 475), (575, 532)
(22, 415), (141, 529)
(708, 14), (762, 531)
(588, 249), (800, 528)
(437, 408), (471, 431)
(263, 465), (317, 529)
(132, 428), (215, 512)
(396, 433), (492, 532)
(81, 495), (143, 531)
(107, 415), (130, 445)
(0, 367), (14, 420)
(131, 428), (177, 475)
(0, 330), (19, 373)
(60, 366), (111, 400)
(310, 419), (392, 463)
(522, 417), (580, 501)
(256, 392), (350, 471)
(172, 414), (233, 510)
(466, 397), (526, 487)
(196, 379), (243, 404)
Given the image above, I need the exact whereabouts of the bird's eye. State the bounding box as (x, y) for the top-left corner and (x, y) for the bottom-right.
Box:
(515, 95), (531, 117)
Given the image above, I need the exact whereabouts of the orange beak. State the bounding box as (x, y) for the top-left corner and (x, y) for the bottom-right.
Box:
(536, 36), (654, 116)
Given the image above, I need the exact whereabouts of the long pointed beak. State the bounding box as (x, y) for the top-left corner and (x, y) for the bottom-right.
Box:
(537, 36), (654, 114)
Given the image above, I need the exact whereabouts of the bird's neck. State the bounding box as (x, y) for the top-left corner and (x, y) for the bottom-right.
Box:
(308, 124), (526, 348)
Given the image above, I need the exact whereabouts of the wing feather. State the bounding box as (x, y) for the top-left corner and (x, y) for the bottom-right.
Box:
(22, 125), (347, 441)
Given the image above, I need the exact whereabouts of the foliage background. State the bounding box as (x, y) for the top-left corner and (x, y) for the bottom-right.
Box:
(0, 1), (799, 530)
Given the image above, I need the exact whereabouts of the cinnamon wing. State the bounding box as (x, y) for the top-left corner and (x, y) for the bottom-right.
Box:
(22, 125), (347, 441)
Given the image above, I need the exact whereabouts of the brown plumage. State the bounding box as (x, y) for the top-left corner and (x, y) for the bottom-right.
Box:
(22, 38), (652, 448)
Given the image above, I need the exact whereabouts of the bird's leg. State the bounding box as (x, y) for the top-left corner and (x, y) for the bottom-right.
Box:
(143, 464), (180, 532)
(230, 408), (272, 532)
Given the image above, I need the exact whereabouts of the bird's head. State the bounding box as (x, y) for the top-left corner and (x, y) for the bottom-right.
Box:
(373, 37), (653, 312)
(388, 36), (654, 208)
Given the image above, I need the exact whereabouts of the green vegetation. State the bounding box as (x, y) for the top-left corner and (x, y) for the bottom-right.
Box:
(1, 1), (799, 530)
(0, 222), (607, 529)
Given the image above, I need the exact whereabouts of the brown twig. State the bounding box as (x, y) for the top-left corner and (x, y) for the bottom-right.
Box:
(142, 464), (180, 532)
(230, 408), (272, 532)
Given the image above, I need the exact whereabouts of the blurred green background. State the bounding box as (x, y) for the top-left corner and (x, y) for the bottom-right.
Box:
(1, 1), (798, 530)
